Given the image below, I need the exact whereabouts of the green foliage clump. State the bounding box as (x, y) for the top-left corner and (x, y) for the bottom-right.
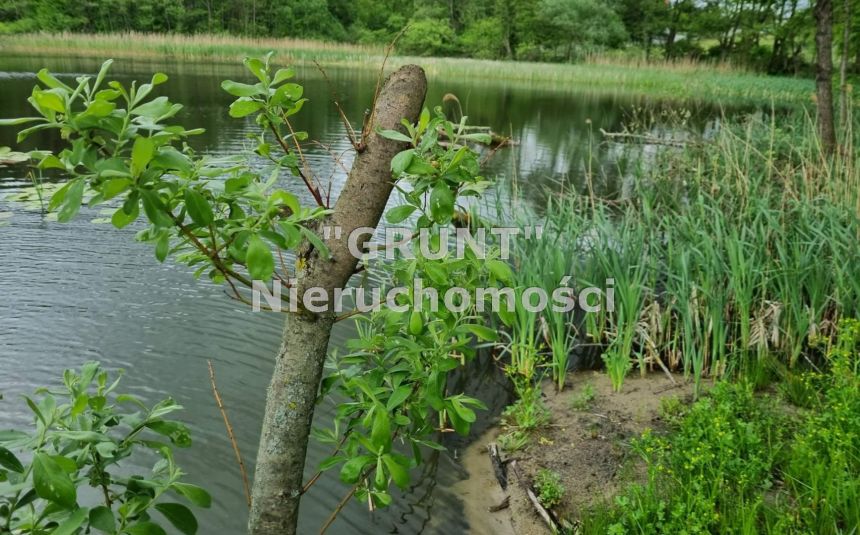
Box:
(0, 54), (502, 515)
(497, 387), (551, 453)
(534, 469), (565, 510)
(570, 382), (595, 411)
(584, 319), (860, 534)
(397, 19), (460, 57)
(0, 362), (210, 534)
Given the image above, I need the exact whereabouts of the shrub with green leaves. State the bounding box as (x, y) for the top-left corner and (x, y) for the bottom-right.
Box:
(534, 469), (565, 509)
(0, 362), (210, 534)
(0, 54), (508, 520)
(585, 319), (860, 534)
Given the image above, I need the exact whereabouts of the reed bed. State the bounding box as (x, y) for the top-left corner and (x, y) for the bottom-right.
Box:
(502, 111), (860, 393)
(0, 32), (815, 103)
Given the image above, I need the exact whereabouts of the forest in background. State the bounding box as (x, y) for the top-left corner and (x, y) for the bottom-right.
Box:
(0, 0), (858, 75)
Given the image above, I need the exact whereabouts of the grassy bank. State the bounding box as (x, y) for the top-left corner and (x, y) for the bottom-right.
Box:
(483, 99), (860, 533)
(584, 321), (860, 534)
(498, 110), (860, 397)
(0, 32), (816, 103)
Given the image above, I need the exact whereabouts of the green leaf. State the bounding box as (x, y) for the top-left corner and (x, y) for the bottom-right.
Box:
(151, 147), (191, 173)
(84, 99), (115, 117)
(140, 190), (174, 227)
(486, 259), (513, 283)
(405, 157), (436, 175)
(184, 189), (213, 226)
(220, 80), (262, 97)
(272, 68), (296, 85)
(33, 90), (65, 113)
(386, 386), (412, 411)
(53, 431), (110, 442)
(229, 98), (263, 118)
(171, 483), (211, 508)
(132, 96), (178, 119)
(272, 83), (303, 105)
(155, 503), (198, 535)
(270, 190), (300, 215)
(152, 72), (168, 85)
(429, 183), (454, 224)
(243, 57), (267, 83)
(246, 234), (275, 282)
(101, 178), (131, 200)
(378, 129), (412, 143)
(0, 117), (42, 126)
(371, 409), (391, 453)
(318, 455), (345, 471)
(36, 68), (72, 90)
(382, 454), (410, 489)
(112, 202), (139, 229)
(423, 261), (448, 285)
(391, 149), (414, 176)
(339, 455), (374, 484)
(89, 505), (116, 532)
(52, 507), (88, 535)
(408, 310), (423, 335)
(131, 137), (155, 176)
(155, 232), (169, 262)
(0, 430), (29, 444)
(449, 398), (476, 423)
(300, 227), (330, 259)
(0, 446), (24, 473)
(386, 205), (416, 224)
(463, 324), (498, 341)
(126, 522), (167, 535)
(32, 452), (77, 509)
(58, 179), (85, 223)
(146, 420), (191, 447)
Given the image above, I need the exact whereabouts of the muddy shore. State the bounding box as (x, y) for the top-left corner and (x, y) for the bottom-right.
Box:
(456, 372), (695, 533)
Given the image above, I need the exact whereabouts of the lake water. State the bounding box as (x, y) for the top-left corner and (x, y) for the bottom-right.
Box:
(0, 54), (741, 533)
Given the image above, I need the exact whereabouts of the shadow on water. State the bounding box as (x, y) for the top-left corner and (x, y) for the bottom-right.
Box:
(0, 55), (764, 533)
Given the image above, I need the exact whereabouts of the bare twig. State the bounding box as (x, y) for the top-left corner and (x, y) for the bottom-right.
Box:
(362, 25), (410, 147)
(313, 60), (362, 151)
(267, 121), (325, 207)
(207, 360), (252, 508)
(319, 481), (359, 534)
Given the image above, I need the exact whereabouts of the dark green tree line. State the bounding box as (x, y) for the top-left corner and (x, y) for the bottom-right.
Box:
(1, 1), (858, 77)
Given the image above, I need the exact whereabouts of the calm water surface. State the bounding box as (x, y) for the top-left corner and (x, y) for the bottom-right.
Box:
(0, 54), (739, 533)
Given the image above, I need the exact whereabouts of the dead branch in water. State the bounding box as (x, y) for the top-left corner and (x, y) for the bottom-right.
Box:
(488, 443), (508, 490)
(599, 128), (697, 148)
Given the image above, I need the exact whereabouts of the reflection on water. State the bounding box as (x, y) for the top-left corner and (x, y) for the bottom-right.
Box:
(0, 55), (750, 533)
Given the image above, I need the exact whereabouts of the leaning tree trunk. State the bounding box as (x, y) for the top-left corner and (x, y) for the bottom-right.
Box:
(839, 0), (850, 131)
(815, 0), (837, 156)
(247, 65), (427, 535)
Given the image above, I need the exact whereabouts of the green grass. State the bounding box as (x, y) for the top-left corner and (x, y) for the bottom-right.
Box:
(501, 109), (860, 392)
(0, 32), (817, 104)
(581, 318), (860, 534)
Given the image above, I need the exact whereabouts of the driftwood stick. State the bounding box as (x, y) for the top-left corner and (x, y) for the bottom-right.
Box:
(510, 460), (561, 533)
(488, 443), (508, 490)
(526, 487), (559, 533)
(208, 360), (252, 508)
(488, 495), (510, 513)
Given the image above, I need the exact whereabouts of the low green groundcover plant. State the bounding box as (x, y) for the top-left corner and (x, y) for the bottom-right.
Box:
(0, 362), (210, 535)
(583, 319), (860, 534)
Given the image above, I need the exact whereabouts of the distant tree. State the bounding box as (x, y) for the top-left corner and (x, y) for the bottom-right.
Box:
(461, 18), (506, 59)
(537, 0), (628, 62)
(617, 0), (670, 59)
(398, 18), (460, 56)
(814, 0), (837, 156)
